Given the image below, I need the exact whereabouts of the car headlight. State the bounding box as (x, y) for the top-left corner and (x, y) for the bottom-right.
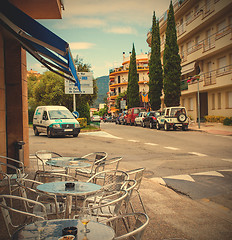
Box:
(75, 123), (80, 128)
(52, 124), (61, 128)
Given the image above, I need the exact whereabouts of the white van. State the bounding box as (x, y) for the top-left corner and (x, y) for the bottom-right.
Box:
(33, 106), (81, 137)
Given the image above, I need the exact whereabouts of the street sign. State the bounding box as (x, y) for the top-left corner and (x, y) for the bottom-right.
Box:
(120, 100), (126, 110)
(65, 72), (93, 94)
(72, 111), (79, 118)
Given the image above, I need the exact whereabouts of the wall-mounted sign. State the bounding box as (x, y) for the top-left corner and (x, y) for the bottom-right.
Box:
(65, 72), (93, 94)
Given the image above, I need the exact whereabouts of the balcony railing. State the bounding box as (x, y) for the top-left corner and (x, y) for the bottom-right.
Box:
(185, 64), (232, 87)
(180, 24), (231, 62)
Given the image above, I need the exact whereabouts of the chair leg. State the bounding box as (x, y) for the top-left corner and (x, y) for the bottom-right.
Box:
(136, 190), (146, 214)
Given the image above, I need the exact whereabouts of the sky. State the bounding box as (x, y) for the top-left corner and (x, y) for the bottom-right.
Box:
(27, 0), (171, 79)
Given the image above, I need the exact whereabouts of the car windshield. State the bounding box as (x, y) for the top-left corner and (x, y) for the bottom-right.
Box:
(48, 110), (74, 120)
(170, 108), (186, 116)
(93, 115), (100, 118)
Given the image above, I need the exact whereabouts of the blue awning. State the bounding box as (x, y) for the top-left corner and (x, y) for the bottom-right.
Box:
(0, 0), (81, 90)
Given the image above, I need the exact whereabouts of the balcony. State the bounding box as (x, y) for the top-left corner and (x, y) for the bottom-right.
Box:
(180, 24), (231, 63)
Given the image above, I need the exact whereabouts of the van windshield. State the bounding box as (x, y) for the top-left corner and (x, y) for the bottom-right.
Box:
(48, 110), (75, 120)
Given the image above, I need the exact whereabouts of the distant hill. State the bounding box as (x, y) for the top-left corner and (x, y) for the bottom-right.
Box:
(92, 75), (109, 108)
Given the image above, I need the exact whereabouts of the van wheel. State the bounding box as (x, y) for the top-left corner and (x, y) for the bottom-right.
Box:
(47, 128), (53, 138)
(34, 127), (39, 136)
(142, 121), (145, 128)
(73, 134), (78, 137)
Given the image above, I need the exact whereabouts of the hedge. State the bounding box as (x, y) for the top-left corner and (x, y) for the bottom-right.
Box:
(77, 118), (87, 128)
(204, 115), (232, 125)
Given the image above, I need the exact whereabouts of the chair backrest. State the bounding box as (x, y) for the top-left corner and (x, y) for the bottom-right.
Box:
(87, 170), (129, 191)
(81, 152), (108, 175)
(103, 212), (149, 240)
(35, 150), (63, 172)
(126, 168), (145, 191)
(0, 195), (46, 237)
(0, 155), (25, 177)
(95, 157), (122, 173)
(83, 190), (128, 220)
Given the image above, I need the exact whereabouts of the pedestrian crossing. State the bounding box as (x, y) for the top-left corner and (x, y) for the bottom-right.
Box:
(150, 169), (232, 186)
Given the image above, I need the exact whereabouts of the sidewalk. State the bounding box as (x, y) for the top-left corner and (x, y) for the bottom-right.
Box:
(188, 121), (232, 136)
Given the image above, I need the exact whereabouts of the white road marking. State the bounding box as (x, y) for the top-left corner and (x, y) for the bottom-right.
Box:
(150, 177), (166, 185)
(192, 171), (224, 177)
(144, 143), (158, 146)
(128, 140), (140, 143)
(219, 169), (232, 172)
(164, 174), (195, 182)
(81, 131), (122, 139)
(221, 159), (232, 163)
(188, 152), (207, 157)
(164, 147), (180, 151)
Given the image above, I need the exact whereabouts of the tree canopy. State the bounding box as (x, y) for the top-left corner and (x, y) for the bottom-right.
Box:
(127, 44), (140, 109)
(163, 1), (181, 107)
(148, 11), (163, 110)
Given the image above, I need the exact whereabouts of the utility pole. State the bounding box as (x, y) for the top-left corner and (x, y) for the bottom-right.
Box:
(73, 94), (76, 111)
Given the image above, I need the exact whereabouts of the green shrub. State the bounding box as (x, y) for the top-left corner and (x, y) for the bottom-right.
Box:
(204, 115), (226, 123)
(223, 117), (232, 126)
(77, 118), (87, 128)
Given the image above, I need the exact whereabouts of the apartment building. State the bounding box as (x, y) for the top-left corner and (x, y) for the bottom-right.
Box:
(108, 52), (149, 115)
(147, 0), (232, 121)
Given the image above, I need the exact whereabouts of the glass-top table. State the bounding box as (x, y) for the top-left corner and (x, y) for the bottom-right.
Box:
(37, 181), (102, 219)
(12, 219), (115, 240)
(46, 157), (91, 175)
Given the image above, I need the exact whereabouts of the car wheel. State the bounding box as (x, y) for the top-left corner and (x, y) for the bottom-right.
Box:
(182, 126), (188, 131)
(130, 121), (133, 126)
(149, 122), (153, 129)
(156, 122), (160, 130)
(142, 121), (145, 128)
(47, 128), (53, 138)
(134, 122), (137, 126)
(173, 126), (177, 131)
(73, 133), (78, 137)
(164, 122), (169, 131)
(34, 127), (39, 136)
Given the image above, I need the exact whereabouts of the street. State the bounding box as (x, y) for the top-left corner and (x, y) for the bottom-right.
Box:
(29, 122), (232, 211)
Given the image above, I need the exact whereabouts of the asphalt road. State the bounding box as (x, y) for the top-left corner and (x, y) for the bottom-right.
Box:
(29, 122), (232, 209)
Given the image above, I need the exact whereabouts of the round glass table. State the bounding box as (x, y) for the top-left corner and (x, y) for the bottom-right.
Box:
(12, 219), (115, 240)
(37, 181), (102, 219)
(46, 157), (91, 175)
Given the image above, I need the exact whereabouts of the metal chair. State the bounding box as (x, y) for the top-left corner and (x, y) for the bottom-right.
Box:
(16, 178), (67, 218)
(75, 190), (128, 222)
(0, 155), (28, 195)
(0, 194), (47, 238)
(34, 150), (67, 182)
(102, 212), (149, 240)
(94, 156), (122, 173)
(87, 169), (129, 191)
(75, 152), (108, 179)
(126, 168), (146, 214)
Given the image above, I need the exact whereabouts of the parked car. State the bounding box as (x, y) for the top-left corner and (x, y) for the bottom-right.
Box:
(33, 106), (80, 138)
(103, 116), (112, 122)
(156, 106), (189, 131)
(134, 112), (147, 126)
(115, 113), (122, 124)
(119, 110), (128, 125)
(125, 107), (146, 125)
(142, 111), (161, 128)
(91, 115), (101, 122)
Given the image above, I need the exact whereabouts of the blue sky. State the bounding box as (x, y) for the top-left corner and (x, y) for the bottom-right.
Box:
(27, 0), (171, 79)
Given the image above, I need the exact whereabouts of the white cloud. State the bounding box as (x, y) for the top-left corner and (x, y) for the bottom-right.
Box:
(63, 0), (171, 27)
(105, 26), (137, 35)
(69, 42), (95, 50)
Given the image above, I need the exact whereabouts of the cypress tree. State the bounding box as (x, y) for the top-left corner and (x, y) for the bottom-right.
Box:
(163, 1), (181, 107)
(127, 44), (140, 108)
(148, 11), (163, 110)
